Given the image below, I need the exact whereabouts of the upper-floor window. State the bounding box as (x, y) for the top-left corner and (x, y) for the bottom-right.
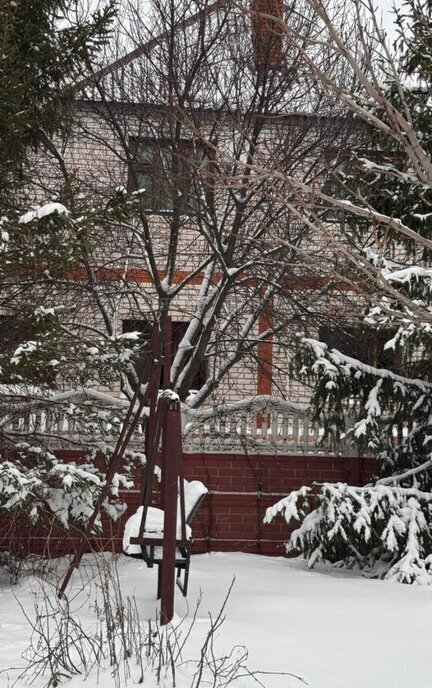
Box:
(128, 138), (195, 213)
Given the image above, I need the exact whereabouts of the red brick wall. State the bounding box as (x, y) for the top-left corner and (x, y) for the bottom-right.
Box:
(181, 453), (375, 555)
(0, 451), (376, 558)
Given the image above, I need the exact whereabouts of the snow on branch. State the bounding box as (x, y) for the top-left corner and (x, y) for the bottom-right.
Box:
(182, 394), (307, 424)
(265, 482), (432, 584)
(302, 337), (432, 392)
(296, 336), (432, 461)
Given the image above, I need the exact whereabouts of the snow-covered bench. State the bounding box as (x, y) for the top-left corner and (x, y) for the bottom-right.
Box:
(123, 479), (208, 595)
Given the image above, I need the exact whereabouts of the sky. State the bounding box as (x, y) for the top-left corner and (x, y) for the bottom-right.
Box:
(93, 0), (404, 37)
(376, 0), (403, 42)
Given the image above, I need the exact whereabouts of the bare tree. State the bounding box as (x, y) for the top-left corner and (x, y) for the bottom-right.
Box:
(51, 0), (359, 411)
(0, 0), (361, 544)
(255, 0), (432, 309)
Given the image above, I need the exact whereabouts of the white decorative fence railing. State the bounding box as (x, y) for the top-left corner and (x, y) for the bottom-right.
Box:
(0, 391), (360, 456)
(182, 398), (358, 455)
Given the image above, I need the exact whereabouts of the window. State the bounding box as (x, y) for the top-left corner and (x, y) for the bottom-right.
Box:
(128, 138), (195, 213)
(0, 314), (56, 385)
(319, 323), (401, 372)
(122, 319), (206, 389)
(122, 319), (152, 382)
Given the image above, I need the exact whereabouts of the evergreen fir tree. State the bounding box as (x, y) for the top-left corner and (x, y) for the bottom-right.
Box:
(299, 0), (432, 487)
(267, 0), (432, 583)
(0, 1), (147, 548)
(0, 0), (115, 205)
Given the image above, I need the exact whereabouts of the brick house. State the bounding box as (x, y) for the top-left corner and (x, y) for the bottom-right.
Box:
(0, 0), (375, 558)
(57, 0), (359, 407)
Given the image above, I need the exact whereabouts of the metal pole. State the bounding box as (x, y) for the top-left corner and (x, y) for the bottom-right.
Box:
(160, 316), (172, 512)
(159, 394), (181, 625)
(163, 315), (172, 390)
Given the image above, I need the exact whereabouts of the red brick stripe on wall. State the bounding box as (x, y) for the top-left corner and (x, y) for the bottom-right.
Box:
(257, 295), (273, 396)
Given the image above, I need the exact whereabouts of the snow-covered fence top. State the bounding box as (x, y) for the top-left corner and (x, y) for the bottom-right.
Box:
(0, 390), (358, 455)
(182, 396), (358, 455)
(0, 388), (139, 451)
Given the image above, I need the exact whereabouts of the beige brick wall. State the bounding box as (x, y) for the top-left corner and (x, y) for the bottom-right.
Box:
(32, 104), (360, 407)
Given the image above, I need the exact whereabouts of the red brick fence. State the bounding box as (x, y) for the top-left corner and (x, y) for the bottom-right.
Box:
(181, 452), (376, 555)
(1, 451), (376, 559)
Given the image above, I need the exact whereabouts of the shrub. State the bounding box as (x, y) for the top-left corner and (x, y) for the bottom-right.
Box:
(265, 482), (432, 584)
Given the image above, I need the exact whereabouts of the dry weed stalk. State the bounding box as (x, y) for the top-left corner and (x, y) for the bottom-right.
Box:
(13, 555), (305, 687)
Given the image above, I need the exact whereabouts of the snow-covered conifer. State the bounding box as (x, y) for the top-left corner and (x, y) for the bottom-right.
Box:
(267, 0), (432, 583)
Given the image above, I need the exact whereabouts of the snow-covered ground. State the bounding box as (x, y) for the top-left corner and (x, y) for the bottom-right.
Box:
(0, 552), (431, 688)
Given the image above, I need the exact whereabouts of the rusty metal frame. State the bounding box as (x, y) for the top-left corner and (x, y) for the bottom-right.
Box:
(58, 316), (194, 625)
